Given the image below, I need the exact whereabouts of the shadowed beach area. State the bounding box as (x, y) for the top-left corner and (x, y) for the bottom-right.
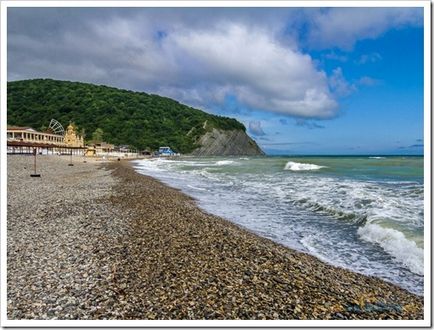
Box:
(7, 155), (424, 320)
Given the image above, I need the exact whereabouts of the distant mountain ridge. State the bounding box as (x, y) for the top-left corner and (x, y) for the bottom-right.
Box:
(7, 79), (264, 155)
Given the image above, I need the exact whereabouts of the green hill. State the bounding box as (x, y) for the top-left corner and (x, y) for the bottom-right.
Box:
(7, 79), (246, 153)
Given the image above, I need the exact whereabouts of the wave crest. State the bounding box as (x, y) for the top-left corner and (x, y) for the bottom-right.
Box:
(357, 224), (424, 275)
(284, 161), (326, 171)
(216, 160), (236, 166)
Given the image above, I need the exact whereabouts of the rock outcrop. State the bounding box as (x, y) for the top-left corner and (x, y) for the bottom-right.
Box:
(191, 128), (265, 156)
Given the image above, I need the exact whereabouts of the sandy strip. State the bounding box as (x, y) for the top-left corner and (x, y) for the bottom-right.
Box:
(7, 155), (423, 320)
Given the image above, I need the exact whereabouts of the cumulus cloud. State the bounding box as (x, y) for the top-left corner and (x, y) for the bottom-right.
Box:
(7, 7), (422, 120)
(170, 24), (338, 118)
(248, 121), (266, 136)
(8, 8), (341, 119)
(305, 8), (423, 50)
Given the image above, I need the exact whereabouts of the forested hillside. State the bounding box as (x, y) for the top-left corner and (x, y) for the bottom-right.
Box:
(7, 79), (246, 153)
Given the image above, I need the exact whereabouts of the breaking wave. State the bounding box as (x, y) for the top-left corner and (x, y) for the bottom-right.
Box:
(216, 160), (236, 166)
(284, 161), (326, 171)
(357, 224), (424, 275)
(132, 156), (424, 294)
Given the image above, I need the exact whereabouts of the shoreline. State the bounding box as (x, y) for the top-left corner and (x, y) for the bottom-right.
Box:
(7, 155), (424, 320)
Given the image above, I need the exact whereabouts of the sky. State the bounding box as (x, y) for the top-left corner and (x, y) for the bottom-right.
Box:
(7, 7), (425, 155)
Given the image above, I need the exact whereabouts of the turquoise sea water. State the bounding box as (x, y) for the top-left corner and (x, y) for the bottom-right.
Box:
(133, 156), (424, 295)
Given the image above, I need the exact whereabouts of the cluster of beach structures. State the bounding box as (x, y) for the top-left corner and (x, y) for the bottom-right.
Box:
(6, 119), (143, 160)
(6, 120), (424, 322)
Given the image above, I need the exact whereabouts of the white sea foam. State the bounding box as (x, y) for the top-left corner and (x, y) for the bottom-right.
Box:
(357, 224), (424, 275)
(187, 184), (207, 191)
(369, 156), (386, 159)
(300, 234), (322, 256)
(300, 234), (346, 268)
(192, 169), (230, 184)
(181, 162), (209, 167)
(132, 156), (424, 294)
(284, 161), (326, 171)
(216, 160), (236, 166)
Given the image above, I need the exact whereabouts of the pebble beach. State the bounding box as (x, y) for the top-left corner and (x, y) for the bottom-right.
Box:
(6, 155), (424, 320)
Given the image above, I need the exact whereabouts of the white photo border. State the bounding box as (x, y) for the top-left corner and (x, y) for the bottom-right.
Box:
(0, 1), (431, 327)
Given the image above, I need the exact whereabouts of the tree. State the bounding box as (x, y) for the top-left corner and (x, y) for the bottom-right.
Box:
(7, 79), (247, 153)
(92, 128), (104, 143)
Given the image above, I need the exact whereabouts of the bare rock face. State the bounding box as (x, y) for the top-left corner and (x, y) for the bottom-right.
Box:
(191, 128), (265, 156)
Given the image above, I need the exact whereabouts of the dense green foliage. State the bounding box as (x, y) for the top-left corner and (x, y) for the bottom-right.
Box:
(7, 79), (245, 153)
(91, 128), (104, 144)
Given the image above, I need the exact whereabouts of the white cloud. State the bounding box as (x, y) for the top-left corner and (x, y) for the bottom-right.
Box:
(168, 24), (338, 118)
(323, 51), (348, 62)
(329, 67), (356, 97)
(356, 52), (382, 64)
(9, 15), (339, 118)
(306, 8), (422, 50)
(7, 7), (423, 120)
(248, 121), (266, 136)
(357, 76), (381, 86)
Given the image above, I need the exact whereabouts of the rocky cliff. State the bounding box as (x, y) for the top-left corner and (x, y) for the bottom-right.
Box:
(191, 128), (265, 156)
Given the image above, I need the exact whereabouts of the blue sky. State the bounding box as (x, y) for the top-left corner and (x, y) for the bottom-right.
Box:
(254, 26), (424, 155)
(8, 7), (424, 155)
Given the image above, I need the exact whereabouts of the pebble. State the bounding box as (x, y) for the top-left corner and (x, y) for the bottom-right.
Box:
(7, 155), (424, 320)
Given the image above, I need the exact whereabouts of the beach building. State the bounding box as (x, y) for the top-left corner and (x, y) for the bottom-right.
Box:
(8, 121), (139, 159)
(7, 124), (84, 148)
(63, 123), (84, 147)
(157, 146), (179, 156)
(115, 145), (134, 153)
(7, 122), (85, 155)
(84, 142), (115, 157)
(85, 142), (140, 158)
(7, 126), (65, 145)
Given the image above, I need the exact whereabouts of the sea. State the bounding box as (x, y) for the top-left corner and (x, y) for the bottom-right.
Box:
(133, 155), (424, 295)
